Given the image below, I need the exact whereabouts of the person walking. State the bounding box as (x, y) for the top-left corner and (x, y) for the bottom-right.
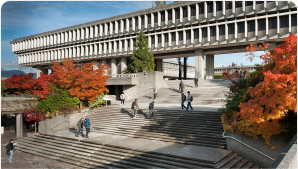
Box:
(181, 92), (187, 109)
(131, 99), (140, 119)
(148, 101), (155, 118)
(186, 91), (193, 111)
(243, 70), (247, 79)
(84, 116), (91, 138)
(178, 80), (183, 92)
(120, 92), (125, 106)
(153, 88), (157, 100)
(194, 77), (198, 88)
(181, 81), (185, 93)
(240, 69), (243, 79)
(6, 139), (16, 163)
(76, 118), (84, 137)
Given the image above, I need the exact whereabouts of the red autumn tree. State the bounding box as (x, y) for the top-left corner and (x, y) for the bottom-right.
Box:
(5, 73), (34, 93)
(239, 34), (297, 147)
(23, 106), (44, 133)
(51, 59), (110, 102)
(30, 73), (55, 98)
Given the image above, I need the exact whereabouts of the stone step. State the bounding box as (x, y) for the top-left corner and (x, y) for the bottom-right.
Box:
(220, 156), (243, 169)
(232, 159), (249, 169)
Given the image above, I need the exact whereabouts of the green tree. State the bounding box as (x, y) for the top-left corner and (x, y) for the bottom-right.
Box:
(125, 31), (155, 72)
(152, 1), (166, 7)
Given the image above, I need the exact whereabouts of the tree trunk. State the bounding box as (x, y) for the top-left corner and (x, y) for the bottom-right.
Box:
(178, 57), (182, 80)
(183, 57), (187, 79)
(34, 121), (36, 133)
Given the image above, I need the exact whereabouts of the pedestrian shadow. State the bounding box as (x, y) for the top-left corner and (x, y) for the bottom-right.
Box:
(68, 129), (78, 136)
(168, 88), (180, 93)
(120, 108), (134, 118)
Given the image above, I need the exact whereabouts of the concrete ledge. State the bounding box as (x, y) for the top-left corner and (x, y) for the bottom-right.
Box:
(107, 77), (138, 85)
(271, 135), (297, 169)
(225, 131), (288, 168)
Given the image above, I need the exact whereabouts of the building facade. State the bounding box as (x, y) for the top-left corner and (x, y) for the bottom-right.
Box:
(10, 1), (297, 80)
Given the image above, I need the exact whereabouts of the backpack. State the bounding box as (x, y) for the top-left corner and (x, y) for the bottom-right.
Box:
(190, 95), (193, 101)
(120, 94), (123, 100)
(149, 102), (153, 109)
(131, 102), (136, 109)
(5, 144), (9, 152)
(180, 82), (182, 87)
(84, 120), (87, 127)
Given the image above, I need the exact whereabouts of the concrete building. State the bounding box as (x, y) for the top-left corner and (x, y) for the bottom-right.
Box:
(10, 1), (297, 81)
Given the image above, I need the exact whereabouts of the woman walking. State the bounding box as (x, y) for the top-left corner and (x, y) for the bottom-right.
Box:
(153, 88), (157, 100)
(120, 92), (125, 106)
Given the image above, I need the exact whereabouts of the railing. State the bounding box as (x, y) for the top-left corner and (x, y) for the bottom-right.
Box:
(110, 74), (138, 78)
(222, 130), (275, 161)
(49, 98), (103, 131)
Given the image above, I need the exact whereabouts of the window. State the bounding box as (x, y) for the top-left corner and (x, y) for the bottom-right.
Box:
(194, 29), (199, 38)
(228, 24), (235, 34)
(158, 35), (161, 43)
(219, 25), (225, 35)
(292, 14), (297, 26)
(246, 1), (253, 6)
(256, 2), (264, 4)
(187, 31), (191, 40)
(207, 2), (213, 13)
(269, 17), (277, 29)
(226, 2), (232, 10)
(258, 19), (266, 30)
(236, 1), (242, 8)
(211, 27), (216, 36)
(183, 7), (188, 17)
(238, 22), (244, 33)
(191, 5), (196, 16)
(217, 1), (222, 11)
(148, 15), (151, 24)
(199, 3), (204, 14)
(202, 28), (207, 37)
(179, 32), (183, 41)
(175, 8), (180, 19)
(154, 13), (158, 23)
(161, 12), (165, 22)
(168, 10), (172, 20)
(151, 36), (154, 44)
(165, 34), (168, 42)
(172, 32), (176, 41)
(280, 16), (289, 28)
(248, 21), (255, 32)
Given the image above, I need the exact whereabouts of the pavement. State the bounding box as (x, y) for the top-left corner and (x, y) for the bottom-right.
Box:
(1, 130), (80, 169)
(44, 130), (231, 164)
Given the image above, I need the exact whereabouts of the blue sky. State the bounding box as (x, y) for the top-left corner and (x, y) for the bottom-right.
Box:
(1, 1), (264, 74)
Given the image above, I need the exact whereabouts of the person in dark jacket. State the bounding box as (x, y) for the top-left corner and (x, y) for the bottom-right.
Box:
(85, 116), (91, 138)
(181, 92), (187, 109)
(147, 101), (155, 118)
(76, 118), (85, 137)
(7, 139), (16, 163)
(194, 77), (198, 88)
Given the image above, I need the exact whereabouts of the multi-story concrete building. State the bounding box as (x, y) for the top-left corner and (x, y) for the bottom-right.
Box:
(10, 1), (297, 81)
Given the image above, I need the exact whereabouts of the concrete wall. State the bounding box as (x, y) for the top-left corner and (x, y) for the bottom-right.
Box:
(123, 71), (163, 101)
(1, 99), (38, 112)
(39, 109), (93, 132)
(225, 131), (289, 168)
(271, 135), (297, 169)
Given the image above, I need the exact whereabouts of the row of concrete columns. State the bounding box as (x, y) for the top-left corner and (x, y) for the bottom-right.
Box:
(195, 49), (214, 80)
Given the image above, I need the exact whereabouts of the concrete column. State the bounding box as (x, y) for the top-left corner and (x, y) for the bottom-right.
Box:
(110, 22), (113, 34)
(158, 12), (161, 26)
(225, 23), (228, 40)
(119, 41), (122, 52)
(289, 12), (292, 32)
(264, 1), (267, 8)
(180, 7), (183, 22)
(16, 114), (23, 139)
(183, 30), (186, 44)
(191, 29), (194, 43)
(151, 13), (154, 27)
(81, 46), (84, 57)
(196, 3), (199, 19)
(69, 31), (72, 41)
(156, 59), (163, 71)
(242, 1), (245, 12)
(266, 17), (269, 35)
(138, 16), (141, 30)
(130, 38), (133, 51)
(277, 15), (280, 34)
(148, 36), (151, 48)
(105, 23), (108, 35)
(161, 33), (165, 47)
(100, 24), (103, 36)
(207, 26), (210, 42)
(199, 28), (202, 42)
(126, 18), (129, 31)
(111, 58), (116, 75)
(104, 43), (107, 54)
(253, 1), (256, 10)
(125, 39), (128, 51)
(120, 20), (124, 32)
(145, 15), (148, 28)
(172, 9), (175, 24)
(235, 22), (238, 39)
(90, 26), (93, 38)
(132, 17), (135, 31)
(168, 32), (172, 46)
(95, 25), (98, 37)
(155, 35), (158, 48)
(115, 86), (121, 100)
(99, 43), (102, 54)
(175, 31), (178, 46)
(204, 2), (207, 18)
(232, 1), (235, 13)
(195, 49), (204, 80)
(37, 66), (48, 77)
(115, 21), (118, 33)
(94, 44), (98, 55)
(206, 55), (214, 79)
(213, 1), (216, 17)
(165, 10), (168, 25)
(188, 5), (191, 21)
(114, 41), (117, 53)
(216, 25), (219, 41)
(108, 41), (112, 53)
(121, 57), (127, 72)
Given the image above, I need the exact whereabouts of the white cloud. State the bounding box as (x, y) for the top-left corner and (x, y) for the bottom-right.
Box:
(1, 61), (36, 74)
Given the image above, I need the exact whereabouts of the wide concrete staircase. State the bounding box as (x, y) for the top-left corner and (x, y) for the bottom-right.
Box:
(137, 79), (231, 107)
(90, 107), (226, 148)
(13, 106), (259, 168)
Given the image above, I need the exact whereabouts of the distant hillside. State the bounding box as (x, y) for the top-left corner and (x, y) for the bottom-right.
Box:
(1, 70), (37, 78)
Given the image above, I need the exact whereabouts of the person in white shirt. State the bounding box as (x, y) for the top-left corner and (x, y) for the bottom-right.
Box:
(186, 91), (193, 111)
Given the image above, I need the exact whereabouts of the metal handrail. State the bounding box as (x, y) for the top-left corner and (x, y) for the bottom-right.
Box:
(222, 130), (275, 161)
(50, 98), (102, 130)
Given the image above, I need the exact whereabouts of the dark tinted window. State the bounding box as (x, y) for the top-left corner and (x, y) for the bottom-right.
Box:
(269, 17), (277, 29)
(208, 2), (213, 13)
(246, 1), (253, 6)
(292, 14), (297, 26)
(219, 25), (225, 35)
(202, 28), (207, 37)
(258, 19), (266, 30)
(199, 3), (204, 14)
(194, 29), (200, 38)
(228, 24), (235, 34)
(280, 16), (289, 28)
(248, 21), (255, 32)
(238, 22), (244, 33)
(256, 1), (264, 4)
(236, 1), (242, 8)
(217, 1), (222, 11)
(211, 27), (216, 36)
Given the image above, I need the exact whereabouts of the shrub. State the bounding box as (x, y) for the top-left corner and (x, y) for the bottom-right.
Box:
(36, 89), (81, 117)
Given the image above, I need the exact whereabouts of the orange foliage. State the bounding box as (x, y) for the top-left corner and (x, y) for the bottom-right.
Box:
(52, 59), (110, 102)
(238, 34), (297, 148)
